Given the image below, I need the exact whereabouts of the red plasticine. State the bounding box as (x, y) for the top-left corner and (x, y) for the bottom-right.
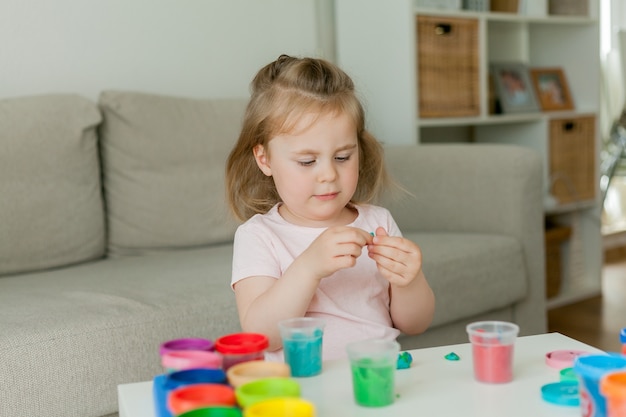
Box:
(472, 343), (514, 383)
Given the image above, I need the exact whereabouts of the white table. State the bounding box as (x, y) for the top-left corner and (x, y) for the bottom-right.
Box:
(118, 332), (602, 417)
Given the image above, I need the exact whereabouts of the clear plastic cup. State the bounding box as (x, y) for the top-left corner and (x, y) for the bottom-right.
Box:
(466, 321), (519, 383)
(346, 339), (399, 407)
(278, 317), (325, 377)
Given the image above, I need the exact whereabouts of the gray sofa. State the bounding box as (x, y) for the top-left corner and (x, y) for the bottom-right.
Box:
(0, 91), (546, 417)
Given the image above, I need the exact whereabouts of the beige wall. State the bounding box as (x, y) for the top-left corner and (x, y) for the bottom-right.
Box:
(0, 0), (322, 100)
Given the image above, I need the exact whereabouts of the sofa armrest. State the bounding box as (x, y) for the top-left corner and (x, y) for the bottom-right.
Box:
(383, 144), (546, 335)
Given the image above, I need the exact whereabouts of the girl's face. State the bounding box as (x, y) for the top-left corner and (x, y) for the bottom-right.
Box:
(253, 111), (359, 227)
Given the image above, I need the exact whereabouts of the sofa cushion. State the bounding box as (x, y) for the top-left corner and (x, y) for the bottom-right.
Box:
(98, 91), (246, 256)
(0, 94), (105, 276)
(407, 232), (527, 327)
(0, 245), (240, 417)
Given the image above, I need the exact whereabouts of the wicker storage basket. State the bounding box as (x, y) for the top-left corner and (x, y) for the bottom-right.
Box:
(548, 0), (588, 16)
(491, 0), (519, 13)
(417, 15), (480, 118)
(545, 224), (572, 298)
(549, 116), (596, 204)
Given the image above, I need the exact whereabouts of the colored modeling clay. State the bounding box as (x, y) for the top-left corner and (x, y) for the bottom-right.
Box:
(352, 358), (395, 406)
(444, 352), (460, 361)
(369, 232), (375, 237)
(472, 344), (512, 382)
(283, 329), (323, 377)
(396, 351), (413, 369)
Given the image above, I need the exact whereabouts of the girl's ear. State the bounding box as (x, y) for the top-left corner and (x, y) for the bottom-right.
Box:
(253, 144), (272, 177)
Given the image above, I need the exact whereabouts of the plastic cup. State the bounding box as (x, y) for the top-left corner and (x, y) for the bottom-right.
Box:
(601, 371), (626, 417)
(226, 360), (291, 388)
(178, 407), (242, 417)
(278, 317), (325, 377)
(166, 369), (228, 390)
(243, 398), (315, 417)
(466, 321), (519, 384)
(234, 377), (300, 408)
(574, 354), (626, 417)
(162, 350), (223, 373)
(346, 339), (399, 407)
(168, 383), (236, 416)
(215, 333), (269, 370)
(160, 338), (215, 355)
(153, 369), (228, 417)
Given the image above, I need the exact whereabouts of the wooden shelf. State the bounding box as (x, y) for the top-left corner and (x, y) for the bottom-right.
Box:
(413, 8), (598, 25)
(335, 0), (602, 309)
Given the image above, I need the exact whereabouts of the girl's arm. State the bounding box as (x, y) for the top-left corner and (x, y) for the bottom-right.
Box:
(367, 227), (435, 335)
(389, 269), (435, 334)
(234, 226), (374, 350)
(233, 262), (319, 351)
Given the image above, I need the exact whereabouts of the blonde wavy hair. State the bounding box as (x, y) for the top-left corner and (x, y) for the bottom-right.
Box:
(225, 54), (389, 221)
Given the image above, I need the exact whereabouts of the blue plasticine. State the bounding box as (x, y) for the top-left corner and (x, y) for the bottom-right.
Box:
(396, 351), (413, 369)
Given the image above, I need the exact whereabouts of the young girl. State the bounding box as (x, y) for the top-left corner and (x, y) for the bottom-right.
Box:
(225, 55), (434, 360)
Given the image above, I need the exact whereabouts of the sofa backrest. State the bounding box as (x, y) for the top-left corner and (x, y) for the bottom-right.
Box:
(0, 94), (105, 276)
(98, 91), (246, 256)
(0, 91), (247, 276)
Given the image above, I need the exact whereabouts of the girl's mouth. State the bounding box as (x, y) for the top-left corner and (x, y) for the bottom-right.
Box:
(315, 192), (339, 201)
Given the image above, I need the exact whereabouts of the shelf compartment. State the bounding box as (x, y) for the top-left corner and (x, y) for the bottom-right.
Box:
(416, 15), (480, 118)
(548, 115), (596, 204)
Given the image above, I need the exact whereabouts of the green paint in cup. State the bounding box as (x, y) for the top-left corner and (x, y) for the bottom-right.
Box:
(350, 358), (395, 407)
(346, 339), (399, 407)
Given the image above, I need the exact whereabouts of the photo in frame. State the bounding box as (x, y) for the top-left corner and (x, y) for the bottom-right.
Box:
(530, 67), (575, 111)
(490, 63), (540, 114)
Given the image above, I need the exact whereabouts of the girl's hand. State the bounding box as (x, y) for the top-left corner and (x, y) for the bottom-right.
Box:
(299, 226), (374, 280)
(367, 226), (423, 288)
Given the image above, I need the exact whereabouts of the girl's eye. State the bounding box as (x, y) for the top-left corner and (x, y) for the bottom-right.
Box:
(298, 160), (315, 167)
(335, 155), (351, 162)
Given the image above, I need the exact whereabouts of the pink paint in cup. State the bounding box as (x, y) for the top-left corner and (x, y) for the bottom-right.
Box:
(466, 321), (519, 384)
(161, 350), (223, 373)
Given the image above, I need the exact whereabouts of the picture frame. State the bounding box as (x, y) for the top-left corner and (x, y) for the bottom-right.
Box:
(530, 67), (575, 111)
(490, 62), (541, 114)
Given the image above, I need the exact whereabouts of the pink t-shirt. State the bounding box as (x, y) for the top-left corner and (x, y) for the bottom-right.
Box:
(231, 203), (402, 361)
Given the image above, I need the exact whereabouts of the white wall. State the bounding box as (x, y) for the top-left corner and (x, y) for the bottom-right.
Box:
(0, 0), (321, 101)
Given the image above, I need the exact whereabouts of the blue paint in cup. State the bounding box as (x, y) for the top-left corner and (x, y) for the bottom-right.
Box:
(279, 317), (325, 377)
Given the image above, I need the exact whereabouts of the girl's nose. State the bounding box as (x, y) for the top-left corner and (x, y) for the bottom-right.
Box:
(317, 161), (337, 182)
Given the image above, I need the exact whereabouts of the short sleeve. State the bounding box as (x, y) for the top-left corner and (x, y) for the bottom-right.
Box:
(231, 221), (281, 289)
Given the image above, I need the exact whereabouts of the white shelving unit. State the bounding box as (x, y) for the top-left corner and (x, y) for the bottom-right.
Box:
(334, 0), (602, 309)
